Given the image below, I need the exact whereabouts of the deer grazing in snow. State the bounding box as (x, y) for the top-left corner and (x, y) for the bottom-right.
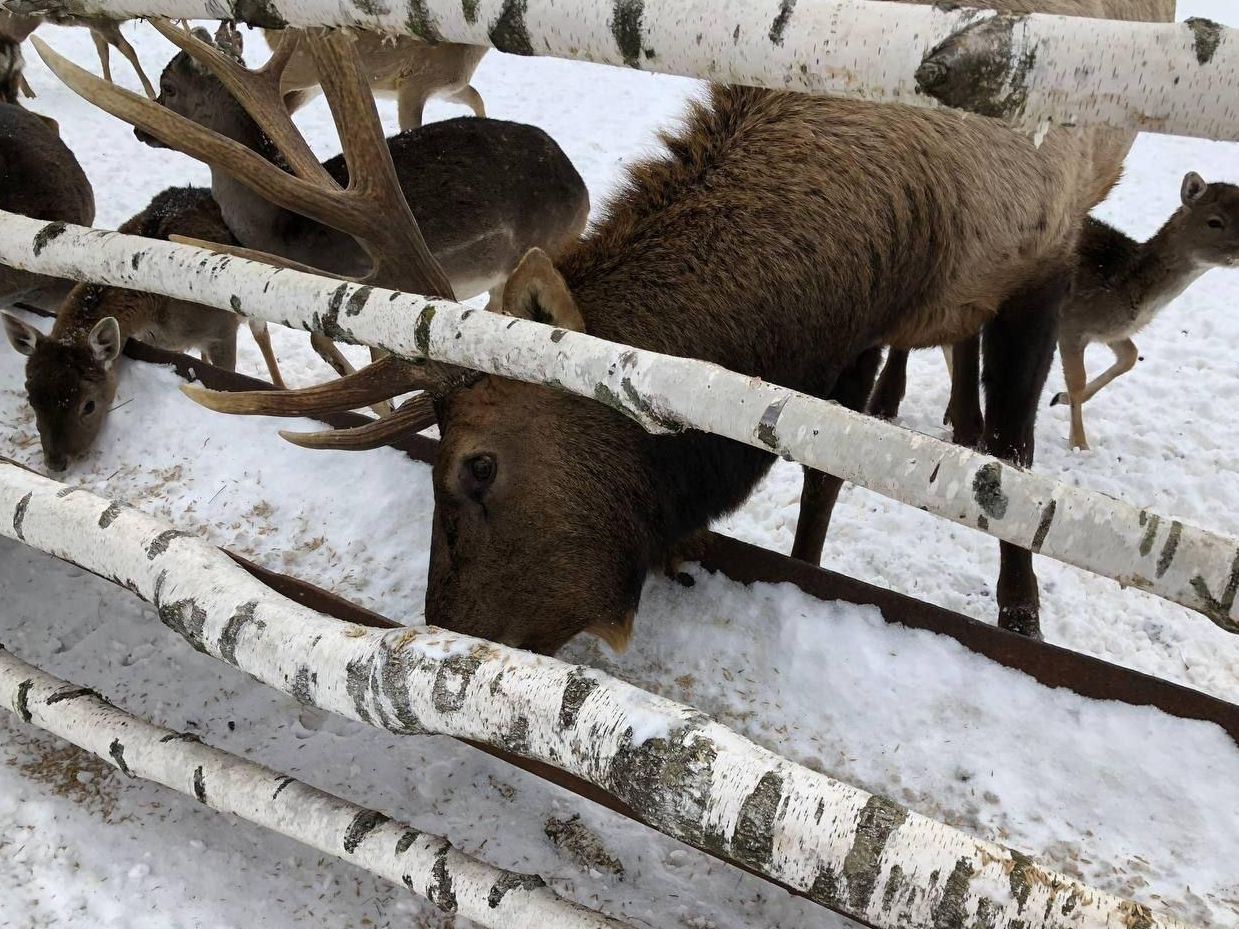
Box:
(44, 2), (1172, 648)
(261, 27), (488, 131)
(128, 23), (586, 401)
(0, 102), (94, 306)
(2, 186), (285, 472)
(1, 10), (156, 100)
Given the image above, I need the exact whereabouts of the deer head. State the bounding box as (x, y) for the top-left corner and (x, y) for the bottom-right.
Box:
(3, 307), (121, 472)
(136, 24), (243, 149)
(1173, 172), (1239, 269)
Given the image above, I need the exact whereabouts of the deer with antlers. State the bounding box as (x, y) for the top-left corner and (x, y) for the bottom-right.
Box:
(39, 1), (1172, 649)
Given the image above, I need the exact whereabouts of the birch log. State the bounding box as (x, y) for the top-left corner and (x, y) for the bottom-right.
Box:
(6, 0), (1237, 140)
(3, 213), (1238, 636)
(0, 646), (634, 929)
(0, 462), (1203, 929)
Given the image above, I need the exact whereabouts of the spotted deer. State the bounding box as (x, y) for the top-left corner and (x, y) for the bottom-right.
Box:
(260, 26), (487, 131)
(0, 102), (94, 306)
(47, 2), (1173, 648)
(3, 186), (283, 472)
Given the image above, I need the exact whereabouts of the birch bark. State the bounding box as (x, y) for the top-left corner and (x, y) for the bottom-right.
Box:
(5, 0), (1232, 139)
(0, 461), (1203, 929)
(2, 213), (1236, 635)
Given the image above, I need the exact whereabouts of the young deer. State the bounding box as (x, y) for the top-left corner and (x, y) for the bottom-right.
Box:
(261, 27), (487, 131)
(45, 3), (1172, 647)
(2, 186), (282, 472)
(1051, 172), (1239, 449)
(132, 23), (585, 388)
(0, 102), (95, 306)
(1, 10), (156, 100)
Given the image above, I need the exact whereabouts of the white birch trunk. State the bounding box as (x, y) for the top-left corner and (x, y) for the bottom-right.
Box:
(2, 213), (1237, 635)
(0, 646), (634, 929)
(0, 461), (1203, 929)
(7, 0), (1235, 139)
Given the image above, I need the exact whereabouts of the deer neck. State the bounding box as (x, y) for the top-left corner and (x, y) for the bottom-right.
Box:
(1128, 220), (1209, 317)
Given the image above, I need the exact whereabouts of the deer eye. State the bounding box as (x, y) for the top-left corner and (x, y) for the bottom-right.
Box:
(1208, 217), (1226, 229)
(82, 400), (96, 417)
(161, 84), (176, 99)
(461, 454), (497, 500)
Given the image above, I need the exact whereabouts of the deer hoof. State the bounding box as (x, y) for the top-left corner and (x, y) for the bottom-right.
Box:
(998, 606), (1044, 641)
(1049, 391), (1067, 407)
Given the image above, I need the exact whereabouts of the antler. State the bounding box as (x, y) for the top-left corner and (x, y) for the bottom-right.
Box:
(33, 22), (469, 449)
(277, 395), (437, 450)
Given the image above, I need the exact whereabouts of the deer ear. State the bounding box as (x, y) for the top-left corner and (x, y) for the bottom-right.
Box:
(88, 317), (122, 365)
(501, 248), (584, 332)
(2, 312), (41, 357)
(1182, 172), (1208, 205)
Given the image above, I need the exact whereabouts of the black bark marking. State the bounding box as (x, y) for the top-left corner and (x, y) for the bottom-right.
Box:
(98, 501), (132, 529)
(427, 841), (458, 912)
(353, 0), (391, 17)
(131, 251), (143, 270)
(32, 222), (66, 256)
(345, 285), (374, 318)
(881, 863), (906, 912)
(291, 666), (317, 705)
(1156, 521), (1182, 578)
(109, 739), (132, 777)
(415, 306), (436, 354)
(559, 668), (601, 729)
(395, 829), (422, 855)
(13, 492), (32, 541)
(159, 732), (200, 744)
(620, 376), (681, 432)
(371, 646), (425, 733)
(929, 461), (941, 484)
(502, 715), (530, 754)
(16, 680), (33, 723)
(272, 775), (296, 799)
(45, 687), (97, 705)
(193, 766), (208, 804)
(732, 771), (783, 869)
(431, 655), (482, 714)
(757, 396), (790, 451)
(343, 809), (390, 854)
(146, 529), (193, 559)
(769, 0), (796, 45)
(1139, 512), (1161, 557)
(346, 656), (376, 724)
(406, 0), (442, 41)
(488, 872), (546, 908)
(1031, 500), (1056, 553)
(55, 486), (86, 498)
(489, 0), (534, 56)
(930, 857), (974, 929)
(611, 0), (644, 67)
(550, 328), (567, 343)
(808, 864), (840, 906)
(462, 0), (479, 24)
(974, 897), (1000, 929)
(219, 601), (263, 665)
(1190, 547), (1239, 634)
(1008, 850), (1034, 910)
(1186, 17), (1223, 65)
(843, 795), (908, 912)
(232, 0), (288, 28)
(972, 463), (1008, 520)
(159, 597), (209, 654)
(916, 14), (1036, 121)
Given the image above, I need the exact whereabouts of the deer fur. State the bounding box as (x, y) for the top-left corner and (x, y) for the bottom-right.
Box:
(261, 27), (487, 131)
(0, 102), (94, 305)
(3, 187), (245, 472)
(1051, 172), (1239, 449)
(1, 11), (156, 100)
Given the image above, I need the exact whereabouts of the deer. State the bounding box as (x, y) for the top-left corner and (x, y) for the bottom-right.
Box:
(0, 102), (94, 306)
(260, 26), (488, 131)
(1, 10), (156, 100)
(1050, 172), (1239, 450)
(130, 23), (586, 407)
(2, 186), (286, 473)
(40, 2), (1173, 650)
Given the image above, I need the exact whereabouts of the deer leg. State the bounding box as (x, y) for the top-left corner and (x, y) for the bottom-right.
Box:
(450, 84), (486, 118)
(90, 30), (113, 84)
(980, 275), (1067, 641)
(395, 86), (427, 132)
(944, 333), (983, 447)
(1052, 342), (1090, 450)
(310, 333), (393, 418)
(248, 320), (286, 388)
(1079, 338), (1138, 404)
(791, 347), (883, 564)
(203, 335), (238, 373)
(110, 31), (156, 99)
(867, 347), (908, 420)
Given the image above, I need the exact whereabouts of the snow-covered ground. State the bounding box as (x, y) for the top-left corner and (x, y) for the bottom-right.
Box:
(2, 4), (1239, 927)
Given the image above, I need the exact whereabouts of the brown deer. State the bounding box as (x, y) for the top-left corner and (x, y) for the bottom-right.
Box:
(1050, 173), (1239, 449)
(2, 186), (286, 472)
(1, 10), (156, 100)
(46, 3), (1173, 648)
(260, 27), (487, 131)
(133, 23), (585, 393)
(0, 102), (94, 306)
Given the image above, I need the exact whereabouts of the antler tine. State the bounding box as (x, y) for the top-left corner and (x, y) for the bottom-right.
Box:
(149, 19), (331, 186)
(258, 27), (302, 83)
(277, 394), (437, 450)
(303, 30), (456, 300)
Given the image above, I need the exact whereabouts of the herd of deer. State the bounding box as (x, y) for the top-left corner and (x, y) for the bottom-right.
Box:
(2, 2), (1238, 652)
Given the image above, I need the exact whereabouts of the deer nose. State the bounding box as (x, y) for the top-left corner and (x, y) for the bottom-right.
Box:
(44, 453), (68, 473)
(133, 125), (168, 149)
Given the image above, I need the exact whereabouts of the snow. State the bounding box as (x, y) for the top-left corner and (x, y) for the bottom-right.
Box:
(2, 4), (1239, 928)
